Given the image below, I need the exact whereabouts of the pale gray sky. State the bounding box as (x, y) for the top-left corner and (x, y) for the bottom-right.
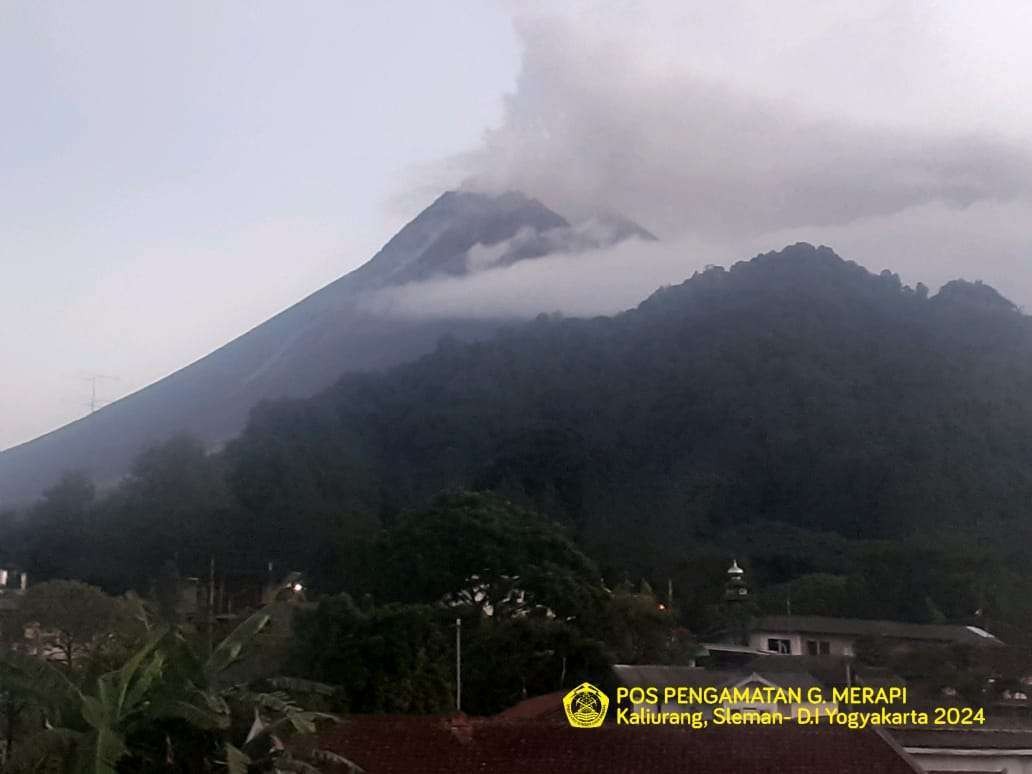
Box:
(5, 1), (1032, 449)
(1, 1), (519, 449)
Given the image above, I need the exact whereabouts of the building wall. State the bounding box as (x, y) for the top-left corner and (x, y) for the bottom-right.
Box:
(906, 749), (1032, 773)
(748, 631), (855, 657)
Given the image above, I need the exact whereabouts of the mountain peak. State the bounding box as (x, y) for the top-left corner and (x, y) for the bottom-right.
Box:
(637, 242), (915, 318)
(350, 190), (657, 289)
(933, 279), (1018, 312)
(350, 190), (570, 288)
(0, 189), (654, 506)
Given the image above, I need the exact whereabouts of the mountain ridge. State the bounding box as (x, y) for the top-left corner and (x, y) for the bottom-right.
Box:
(0, 191), (651, 507)
(26, 240), (1032, 619)
(222, 243), (1031, 584)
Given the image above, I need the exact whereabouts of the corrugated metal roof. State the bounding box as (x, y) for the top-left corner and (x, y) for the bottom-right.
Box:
(893, 727), (1032, 750)
(754, 616), (1003, 645)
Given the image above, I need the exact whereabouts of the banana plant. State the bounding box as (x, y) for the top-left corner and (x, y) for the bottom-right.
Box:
(0, 610), (360, 773)
(0, 629), (171, 773)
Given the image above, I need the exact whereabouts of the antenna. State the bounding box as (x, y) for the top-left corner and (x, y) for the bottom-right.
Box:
(81, 374), (120, 413)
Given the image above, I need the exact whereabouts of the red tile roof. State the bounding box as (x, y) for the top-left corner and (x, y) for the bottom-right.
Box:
(495, 691), (568, 721)
(321, 715), (921, 773)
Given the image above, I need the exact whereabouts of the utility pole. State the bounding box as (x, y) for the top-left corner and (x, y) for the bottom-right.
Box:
(207, 555), (216, 657)
(455, 618), (462, 713)
(217, 572), (225, 618)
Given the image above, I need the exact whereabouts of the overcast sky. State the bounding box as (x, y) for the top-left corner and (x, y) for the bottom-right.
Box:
(4, 1), (1032, 449)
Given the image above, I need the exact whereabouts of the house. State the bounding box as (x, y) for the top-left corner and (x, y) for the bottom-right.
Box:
(892, 727), (1032, 774)
(0, 565), (27, 595)
(0, 564), (27, 638)
(319, 716), (923, 773)
(168, 566), (306, 623)
(749, 615), (1003, 657)
(695, 641), (769, 668)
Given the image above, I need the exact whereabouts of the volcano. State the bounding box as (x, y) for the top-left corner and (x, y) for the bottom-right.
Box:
(0, 191), (653, 507)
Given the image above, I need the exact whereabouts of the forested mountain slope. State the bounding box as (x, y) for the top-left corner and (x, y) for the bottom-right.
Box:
(0, 191), (648, 506)
(14, 242), (1032, 625)
(230, 242), (1032, 573)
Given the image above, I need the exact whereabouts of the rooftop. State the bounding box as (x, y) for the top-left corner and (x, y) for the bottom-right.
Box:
(494, 691), (567, 722)
(754, 616), (1003, 646)
(321, 717), (922, 773)
(893, 727), (1032, 751)
(612, 664), (823, 695)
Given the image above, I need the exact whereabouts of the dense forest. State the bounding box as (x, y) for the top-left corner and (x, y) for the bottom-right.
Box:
(6, 242), (1032, 629)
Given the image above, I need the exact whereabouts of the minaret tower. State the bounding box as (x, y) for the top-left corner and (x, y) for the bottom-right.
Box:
(725, 559), (748, 601)
(723, 559), (752, 645)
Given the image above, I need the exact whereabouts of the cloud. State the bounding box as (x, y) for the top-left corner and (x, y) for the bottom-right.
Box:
(363, 200), (1032, 321)
(385, 4), (1032, 316)
(457, 13), (1032, 239)
(360, 234), (698, 319)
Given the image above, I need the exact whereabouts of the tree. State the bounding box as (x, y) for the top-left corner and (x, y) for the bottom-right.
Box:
(20, 472), (96, 579)
(374, 491), (604, 621)
(601, 586), (697, 665)
(101, 435), (234, 590)
(288, 593), (613, 717)
(14, 580), (138, 669)
(460, 615), (610, 715)
(289, 595), (453, 714)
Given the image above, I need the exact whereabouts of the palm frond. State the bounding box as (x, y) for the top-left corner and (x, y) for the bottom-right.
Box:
(207, 611), (271, 679)
(122, 652), (166, 714)
(80, 695), (113, 732)
(100, 627), (168, 717)
(146, 689), (232, 731)
(265, 677), (337, 697)
(240, 712), (337, 759)
(306, 748), (365, 773)
(246, 690), (302, 715)
(223, 743), (252, 774)
(160, 630), (208, 687)
(75, 726), (129, 774)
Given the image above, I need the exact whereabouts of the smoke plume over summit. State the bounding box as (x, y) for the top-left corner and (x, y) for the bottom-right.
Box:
(394, 3), (1032, 316)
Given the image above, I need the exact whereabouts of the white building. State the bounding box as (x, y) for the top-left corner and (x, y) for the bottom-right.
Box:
(749, 615), (1002, 657)
(893, 728), (1032, 774)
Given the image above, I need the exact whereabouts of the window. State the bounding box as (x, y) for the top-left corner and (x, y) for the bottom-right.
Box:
(767, 638), (791, 654)
(806, 640), (831, 655)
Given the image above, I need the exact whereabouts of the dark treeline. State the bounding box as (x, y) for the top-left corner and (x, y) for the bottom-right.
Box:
(6, 243), (1032, 629)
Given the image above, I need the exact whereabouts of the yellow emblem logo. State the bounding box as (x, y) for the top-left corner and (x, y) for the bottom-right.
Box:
(563, 682), (610, 728)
